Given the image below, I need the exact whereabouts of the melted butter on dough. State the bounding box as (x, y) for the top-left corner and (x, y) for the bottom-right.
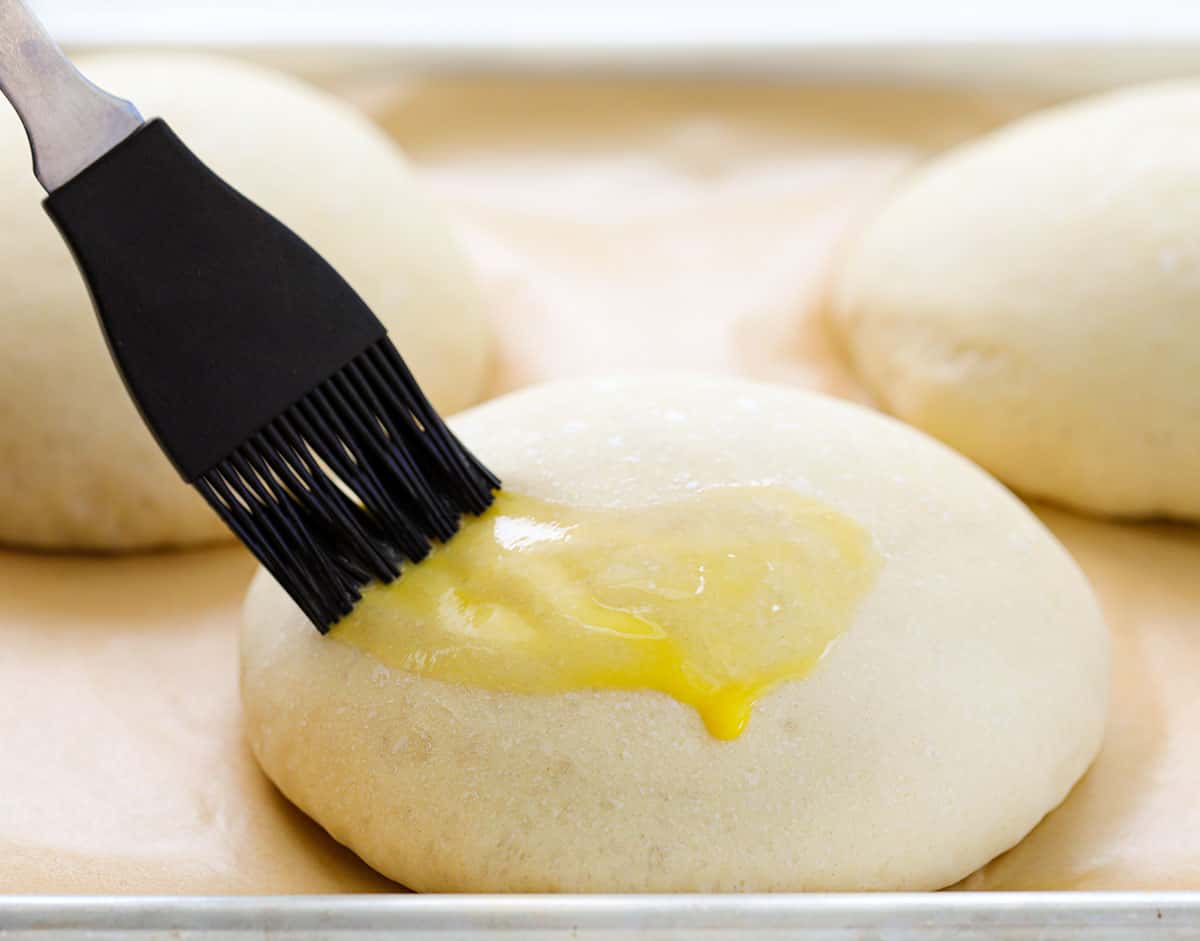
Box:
(332, 486), (881, 739)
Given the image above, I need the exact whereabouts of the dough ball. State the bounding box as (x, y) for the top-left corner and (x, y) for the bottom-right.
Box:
(240, 375), (1108, 892)
(0, 54), (491, 550)
(828, 82), (1200, 521)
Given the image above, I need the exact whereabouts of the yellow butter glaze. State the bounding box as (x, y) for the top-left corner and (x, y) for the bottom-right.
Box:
(332, 486), (880, 739)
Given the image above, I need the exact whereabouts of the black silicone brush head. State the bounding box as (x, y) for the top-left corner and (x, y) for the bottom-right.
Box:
(42, 119), (498, 630)
(196, 339), (498, 629)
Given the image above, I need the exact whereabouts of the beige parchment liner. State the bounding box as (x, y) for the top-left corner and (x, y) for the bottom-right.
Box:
(2, 73), (1196, 893)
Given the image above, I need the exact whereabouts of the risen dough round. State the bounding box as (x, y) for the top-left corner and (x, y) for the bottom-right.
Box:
(829, 82), (1200, 521)
(241, 375), (1108, 892)
(0, 54), (490, 549)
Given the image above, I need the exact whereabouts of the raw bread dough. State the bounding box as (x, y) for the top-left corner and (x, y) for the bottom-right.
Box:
(0, 54), (491, 550)
(240, 375), (1109, 893)
(829, 81), (1200, 522)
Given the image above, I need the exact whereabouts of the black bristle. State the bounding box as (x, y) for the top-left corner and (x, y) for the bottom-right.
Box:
(195, 338), (498, 632)
(371, 343), (500, 508)
(39, 120), (498, 631)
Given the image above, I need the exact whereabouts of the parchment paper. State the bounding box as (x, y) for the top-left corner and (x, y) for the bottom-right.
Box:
(3, 73), (1196, 893)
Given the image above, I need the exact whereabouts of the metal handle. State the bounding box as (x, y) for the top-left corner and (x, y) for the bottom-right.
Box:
(0, 0), (142, 192)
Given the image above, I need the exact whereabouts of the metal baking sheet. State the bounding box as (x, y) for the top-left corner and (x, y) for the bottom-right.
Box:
(2, 893), (1200, 939)
(6, 6), (1200, 933)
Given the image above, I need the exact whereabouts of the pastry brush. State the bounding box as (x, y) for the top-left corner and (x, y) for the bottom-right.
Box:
(0, 0), (498, 630)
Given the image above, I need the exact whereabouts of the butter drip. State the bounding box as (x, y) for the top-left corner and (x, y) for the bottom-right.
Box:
(332, 486), (880, 739)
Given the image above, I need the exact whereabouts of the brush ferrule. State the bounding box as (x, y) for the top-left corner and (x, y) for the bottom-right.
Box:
(0, 0), (143, 192)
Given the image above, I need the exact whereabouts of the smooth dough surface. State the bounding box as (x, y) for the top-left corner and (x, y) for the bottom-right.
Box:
(241, 375), (1109, 893)
(829, 81), (1200, 521)
(0, 53), (490, 550)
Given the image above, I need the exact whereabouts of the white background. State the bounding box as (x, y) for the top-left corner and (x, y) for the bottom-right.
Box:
(25, 1), (1200, 91)
(28, 0), (1200, 45)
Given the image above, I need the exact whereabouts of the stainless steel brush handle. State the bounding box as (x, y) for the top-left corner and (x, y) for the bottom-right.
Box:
(0, 0), (141, 192)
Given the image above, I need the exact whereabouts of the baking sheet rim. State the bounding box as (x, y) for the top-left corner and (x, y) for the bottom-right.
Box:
(2, 892), (1200, 932)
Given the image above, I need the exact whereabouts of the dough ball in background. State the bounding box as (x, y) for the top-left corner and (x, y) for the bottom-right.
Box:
(0, 53), (491, 550)
(829, 82), (1200, 522)
(241, 376), (1108, 893)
